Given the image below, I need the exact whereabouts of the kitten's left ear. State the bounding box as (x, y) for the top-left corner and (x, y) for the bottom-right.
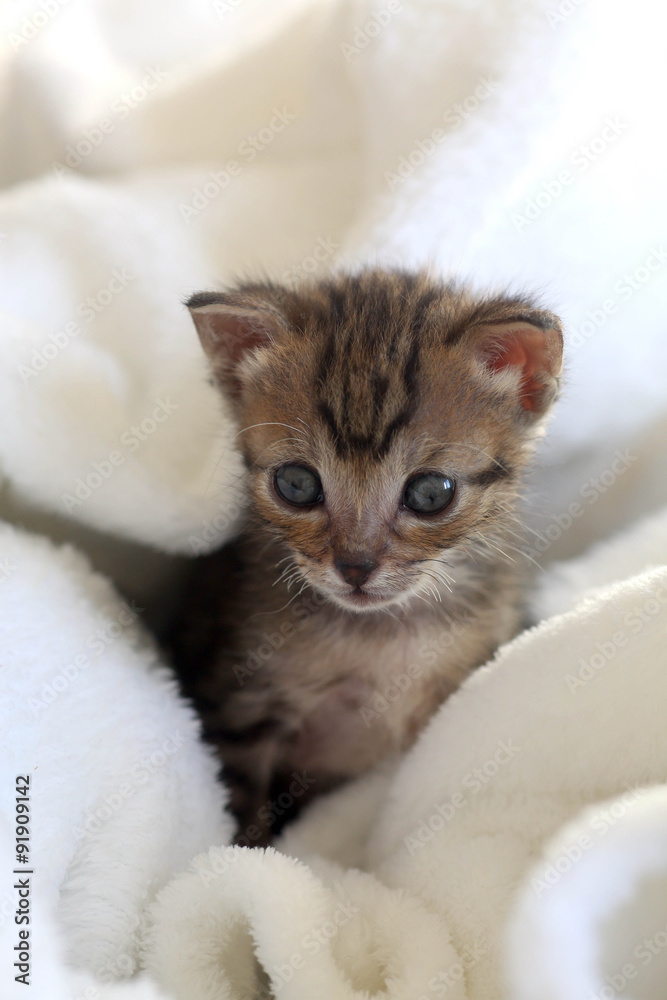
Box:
(472, 310), (563, 418)
(186, 291), (289, 401)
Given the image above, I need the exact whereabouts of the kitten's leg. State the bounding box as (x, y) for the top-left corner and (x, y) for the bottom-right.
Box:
(207, 722), (284, 847)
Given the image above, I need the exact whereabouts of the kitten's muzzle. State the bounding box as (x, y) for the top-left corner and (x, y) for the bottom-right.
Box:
(334, 557), (378, 589)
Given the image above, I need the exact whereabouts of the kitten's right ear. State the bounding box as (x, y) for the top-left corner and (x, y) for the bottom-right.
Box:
(186, 292), (288, 401)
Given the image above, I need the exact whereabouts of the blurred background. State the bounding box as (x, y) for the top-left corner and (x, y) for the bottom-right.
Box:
(0, 0), (665, 629)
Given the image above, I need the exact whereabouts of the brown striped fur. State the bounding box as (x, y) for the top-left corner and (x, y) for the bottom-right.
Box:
(172, 269), (563, 844)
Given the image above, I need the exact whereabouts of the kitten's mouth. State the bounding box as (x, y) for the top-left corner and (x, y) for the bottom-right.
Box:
(346, 589), (376, 606)
(301, 564), (407, 612)
(333, 586), (401, 611)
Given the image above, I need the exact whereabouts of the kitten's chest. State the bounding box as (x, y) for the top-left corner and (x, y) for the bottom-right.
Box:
(251, 615), (470, 778)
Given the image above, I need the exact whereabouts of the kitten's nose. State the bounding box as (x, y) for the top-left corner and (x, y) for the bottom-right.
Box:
(335, 558), (378, 588)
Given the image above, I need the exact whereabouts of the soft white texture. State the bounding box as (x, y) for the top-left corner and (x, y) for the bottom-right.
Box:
(531, 502), (667, 622)
(507, 787), (667, 1000)
(1, 0), (667, 997)
(144, 847), (452, 1000)
(0, 523), (233, 999)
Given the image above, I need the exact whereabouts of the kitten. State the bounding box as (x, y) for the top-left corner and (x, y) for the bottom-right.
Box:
(171, 269), (563, 845)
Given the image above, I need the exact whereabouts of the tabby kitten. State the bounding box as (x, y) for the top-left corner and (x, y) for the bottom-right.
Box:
(172, 269), (563, 845)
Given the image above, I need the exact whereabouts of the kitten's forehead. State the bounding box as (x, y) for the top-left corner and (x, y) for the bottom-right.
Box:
(282, 272), (453, 460)
(246, 342), (504, 486)
(238, 269), (557, 471)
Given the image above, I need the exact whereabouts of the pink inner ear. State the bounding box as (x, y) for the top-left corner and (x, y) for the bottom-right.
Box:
(485, 326), (557, 413)
(221, 314), (273, 368)
(190, 304), (279, 400)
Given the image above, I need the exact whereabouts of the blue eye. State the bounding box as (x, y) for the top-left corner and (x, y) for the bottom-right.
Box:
(403, 474), (455, 514)
(274, 465), (323, 506)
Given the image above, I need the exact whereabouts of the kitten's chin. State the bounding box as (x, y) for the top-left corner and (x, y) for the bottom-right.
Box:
(325, 588), (404, 614)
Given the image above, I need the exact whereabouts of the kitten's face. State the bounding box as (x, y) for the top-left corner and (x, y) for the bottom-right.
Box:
(188, 271), (563, 612)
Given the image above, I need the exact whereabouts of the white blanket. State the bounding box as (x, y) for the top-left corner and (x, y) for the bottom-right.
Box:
(1, 0), (667, 997)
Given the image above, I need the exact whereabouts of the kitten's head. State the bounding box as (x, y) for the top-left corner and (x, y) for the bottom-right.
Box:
(188, 270), (563, 612)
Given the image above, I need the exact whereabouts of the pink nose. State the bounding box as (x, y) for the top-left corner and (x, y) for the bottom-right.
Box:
(335, 558), (377, 588)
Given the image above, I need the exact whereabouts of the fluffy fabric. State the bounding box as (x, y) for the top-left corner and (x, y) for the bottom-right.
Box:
(531, 503), (667, 621)
(144, 848), (451, 999)
(0, 523), (233, 998)
(508, 787), (667, 1000)
(1, 0), (667, 997)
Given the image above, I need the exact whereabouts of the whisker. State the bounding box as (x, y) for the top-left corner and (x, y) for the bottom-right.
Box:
(379, 605), (403, 624)
(498, 540), (545, 572)
(473, 531), (516, 565)
(235, 422), (303, 439)
(273, 563), (299, 587)
(424, 563), (454, 592)
(430, 563), (455, 584)
(248, 581), (309, 618)
(412, 591), (433, 609)
(420, 569), (445, 599)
